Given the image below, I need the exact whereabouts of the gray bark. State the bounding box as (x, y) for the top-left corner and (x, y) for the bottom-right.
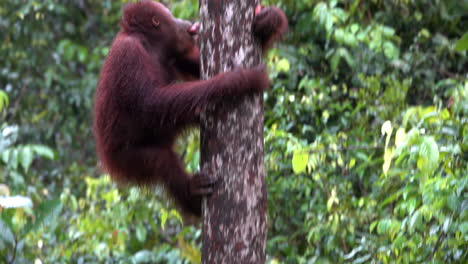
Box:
(199, 0), (266, 263)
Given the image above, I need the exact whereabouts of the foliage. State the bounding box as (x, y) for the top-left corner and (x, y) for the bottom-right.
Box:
(0, 0), (466, 263)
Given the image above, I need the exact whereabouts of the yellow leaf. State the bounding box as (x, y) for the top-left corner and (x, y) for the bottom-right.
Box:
(292, 149), (309, 174)
(327, 187), (339, 211)
(395, 128), (406, 148)
(383, 148), (395, 176)
(276, 58), (290, 72)
(178, 235), (201, 264)
(381, 121), (393, 148)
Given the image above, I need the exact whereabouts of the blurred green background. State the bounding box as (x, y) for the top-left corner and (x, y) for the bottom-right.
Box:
(0, 0), (467, 263)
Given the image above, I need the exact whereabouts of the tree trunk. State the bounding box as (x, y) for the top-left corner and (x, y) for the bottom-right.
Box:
(199, 0), (266, 263)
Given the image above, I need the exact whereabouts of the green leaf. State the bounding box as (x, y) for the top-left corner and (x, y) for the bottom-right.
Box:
(77, 46), (88, 63)
(454, 32), (468, 52)
(1, 149), (11, 164)
(403, 107), (418, 126)
(292, 149), (309, 174)
(25, 198), (62, 233)
(370, 220), (378, 233)
(417, 136), (439, 175)
(459, 221), (468, 234)
(20, 145), (34, 172)
(409, 210), (423, 232)
(0, 218), (15, 244)
(136, 223), (147, 242)
(407, 198), (417, 215)
(102, 47), (109, 56)
(340, 48), (355, 68)
(447, 194), (460, 212)
(335, 28), (345, 41)
(381, 189), (403, 207)
(0, 90), (9, 111)
(9, 148), (19, 170)
(32, 145), (55, 160)
(64, 44), (75, 60)
(382, 26), (395, 37)
(133, 250), (153, 263)
(377, 219), (391, 235)
(393, 234), (406, 248)
(330, 51), (341, 72)
(160, 210), (168, 229)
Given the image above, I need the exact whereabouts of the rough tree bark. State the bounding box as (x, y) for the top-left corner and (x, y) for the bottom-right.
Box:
(199, 0), (266, 263)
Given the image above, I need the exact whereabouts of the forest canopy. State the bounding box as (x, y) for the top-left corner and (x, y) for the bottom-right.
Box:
(0, 0), (466, 263)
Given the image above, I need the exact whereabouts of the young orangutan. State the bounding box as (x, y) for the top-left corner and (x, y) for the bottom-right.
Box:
(93, 1), (287, 216)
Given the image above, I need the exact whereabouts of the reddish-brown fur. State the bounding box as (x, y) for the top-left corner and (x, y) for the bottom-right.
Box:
(93, 0), (287, 217)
